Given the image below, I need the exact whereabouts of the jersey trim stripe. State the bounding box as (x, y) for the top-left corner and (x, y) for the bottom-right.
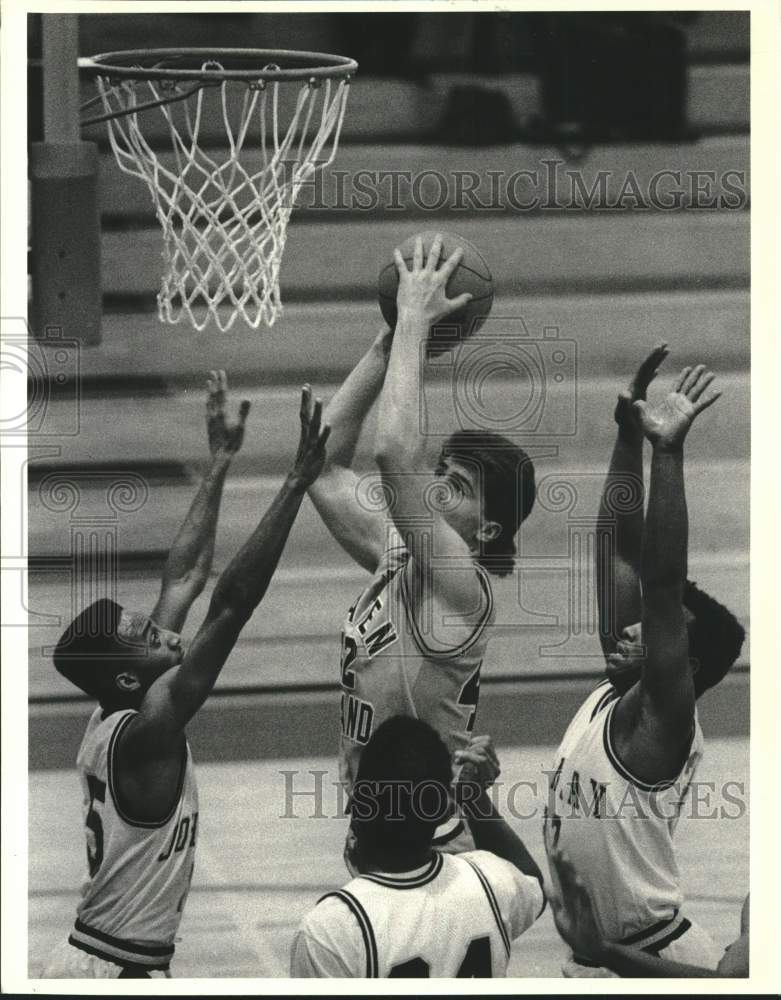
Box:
(319, 890), (378, 977)
(431, 818), (466, 848)
(602, 702), (683, 793)
(589, 682), (619, 721)
(620, 908), (680, 946)
(69, 920), (174, 968)
(107, 712), (188, 829)
(463, 858), (511, 957)
(642, 917), (692, 955)
(399, 559), (493, 660)
(358, 852), (443, 890)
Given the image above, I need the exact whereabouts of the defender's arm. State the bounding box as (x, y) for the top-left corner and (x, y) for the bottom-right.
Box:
(636, 365), (720, 734)
(124, 388), (330, 757)
(151, 371), (249, 632)
(596, 345), (668, 657)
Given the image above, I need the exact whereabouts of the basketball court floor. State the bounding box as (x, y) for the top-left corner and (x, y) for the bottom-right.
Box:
(29, 736), (748, 978)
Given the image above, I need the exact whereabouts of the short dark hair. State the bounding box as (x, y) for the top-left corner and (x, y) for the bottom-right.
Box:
(684, 580), (745, 697)
(351, 716), (453, 858)
(53, 598), (146, 703)
(437, 429), (535, 577)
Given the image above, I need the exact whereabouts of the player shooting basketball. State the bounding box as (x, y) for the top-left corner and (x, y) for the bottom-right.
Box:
(291, 719), (545, 977)
(542, 353), (745, 975)
(44, 378), (329, 978)
(308, 235), (535, 862)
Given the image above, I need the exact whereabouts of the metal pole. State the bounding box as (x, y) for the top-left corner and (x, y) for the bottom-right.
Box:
(42, 14), (80, 143)
(31, 13), (102, 345)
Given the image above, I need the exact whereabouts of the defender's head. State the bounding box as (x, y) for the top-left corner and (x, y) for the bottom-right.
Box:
(434, 429), (535, 577)
(351, 716), (453, 865)
(53, 598), (183, 709)
(608, 581), (745, 697)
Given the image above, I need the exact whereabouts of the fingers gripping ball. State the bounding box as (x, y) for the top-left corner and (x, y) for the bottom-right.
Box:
(378, 231), (494, 356)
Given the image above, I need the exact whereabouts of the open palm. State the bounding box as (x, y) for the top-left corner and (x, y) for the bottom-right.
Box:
(634, 364), (720, 448)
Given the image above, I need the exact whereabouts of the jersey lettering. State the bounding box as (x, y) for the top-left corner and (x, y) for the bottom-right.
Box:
(364, 621), (399, 658)
(157, 811), (198, 862)
(340, 693), (375, 745)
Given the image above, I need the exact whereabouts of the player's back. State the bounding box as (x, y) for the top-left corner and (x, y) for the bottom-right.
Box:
(292, 850), (544, 977)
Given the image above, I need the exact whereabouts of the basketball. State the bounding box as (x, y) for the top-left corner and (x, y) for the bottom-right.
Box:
(378, 231), (494, 354)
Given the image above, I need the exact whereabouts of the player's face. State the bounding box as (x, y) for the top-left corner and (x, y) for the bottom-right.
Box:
(117, 613), (184, 679)
(432, 458), (484, 543)
(612, 608), (698, 669)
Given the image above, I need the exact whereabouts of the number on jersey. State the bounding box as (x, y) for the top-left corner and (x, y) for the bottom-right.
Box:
(457, 662), (482, 733)
(389, 935), (492, 977)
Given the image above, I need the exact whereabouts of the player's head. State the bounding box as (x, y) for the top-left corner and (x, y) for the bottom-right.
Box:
(351, 716), (453, 866)
(434, 429), (535, 577)
(608, 581), (745, 697)
(53, 598), (183, 709)
(683, 580), (745, 696)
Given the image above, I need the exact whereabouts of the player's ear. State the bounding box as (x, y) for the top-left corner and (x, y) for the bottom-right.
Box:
(114, 671), (142, 693)
(476, 520), (501, 544)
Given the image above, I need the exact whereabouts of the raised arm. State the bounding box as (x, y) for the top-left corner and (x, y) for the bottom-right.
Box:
(150, 371), (249, 633)
(124, 387), (330, 757)
(634, 364), (720, 734)
(308, 327), (394, 573)
(596, 345), (668, 658)
(374, 235), (483, 616)
(455, 737), (544, 888)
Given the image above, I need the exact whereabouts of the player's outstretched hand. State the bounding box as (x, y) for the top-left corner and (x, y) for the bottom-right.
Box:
(548, 851), (606, 963)
(614, 343), (670, 436)
(454, 734), (501, 791)
(206, 370), (250, 458)
(634, 364), (721, 449)
(394, 234), (473, 328)
(291, 385), (331, 490)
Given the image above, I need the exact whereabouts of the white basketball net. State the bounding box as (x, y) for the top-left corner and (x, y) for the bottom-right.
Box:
(94, 66), (351, 331)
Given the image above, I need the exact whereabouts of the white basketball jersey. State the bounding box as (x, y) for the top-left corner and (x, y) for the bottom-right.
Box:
(543, 681), (704, 947)
(68, 707), (199, 970)
(339, 542), (494, 796)
(291, 850), (544, 978)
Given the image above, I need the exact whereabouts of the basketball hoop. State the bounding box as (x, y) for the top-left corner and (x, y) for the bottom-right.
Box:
(79, 48), (357, 331)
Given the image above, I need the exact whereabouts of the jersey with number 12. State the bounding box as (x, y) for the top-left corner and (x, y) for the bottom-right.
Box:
(338, 541), (494, 794)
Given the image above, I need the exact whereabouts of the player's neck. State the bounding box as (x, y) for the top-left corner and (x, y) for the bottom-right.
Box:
(363, 847), (435, 874)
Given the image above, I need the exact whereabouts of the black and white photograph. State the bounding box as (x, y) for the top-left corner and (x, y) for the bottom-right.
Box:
(2, 1), (778, 990)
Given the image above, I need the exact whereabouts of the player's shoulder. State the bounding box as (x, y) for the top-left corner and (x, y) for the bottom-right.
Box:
(302, 888), (367, 953)
(78, 706), (136, 761)
(457, 850), (544, 902)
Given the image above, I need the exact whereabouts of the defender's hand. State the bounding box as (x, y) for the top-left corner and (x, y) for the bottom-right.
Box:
(614, 343), (670, 435)
(290, 385), (331, 490)
(206, 370), (250, 458)
(634, 364), (721, 448)
(394, 234), (473, 328)
(454, 734), (501, 791)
